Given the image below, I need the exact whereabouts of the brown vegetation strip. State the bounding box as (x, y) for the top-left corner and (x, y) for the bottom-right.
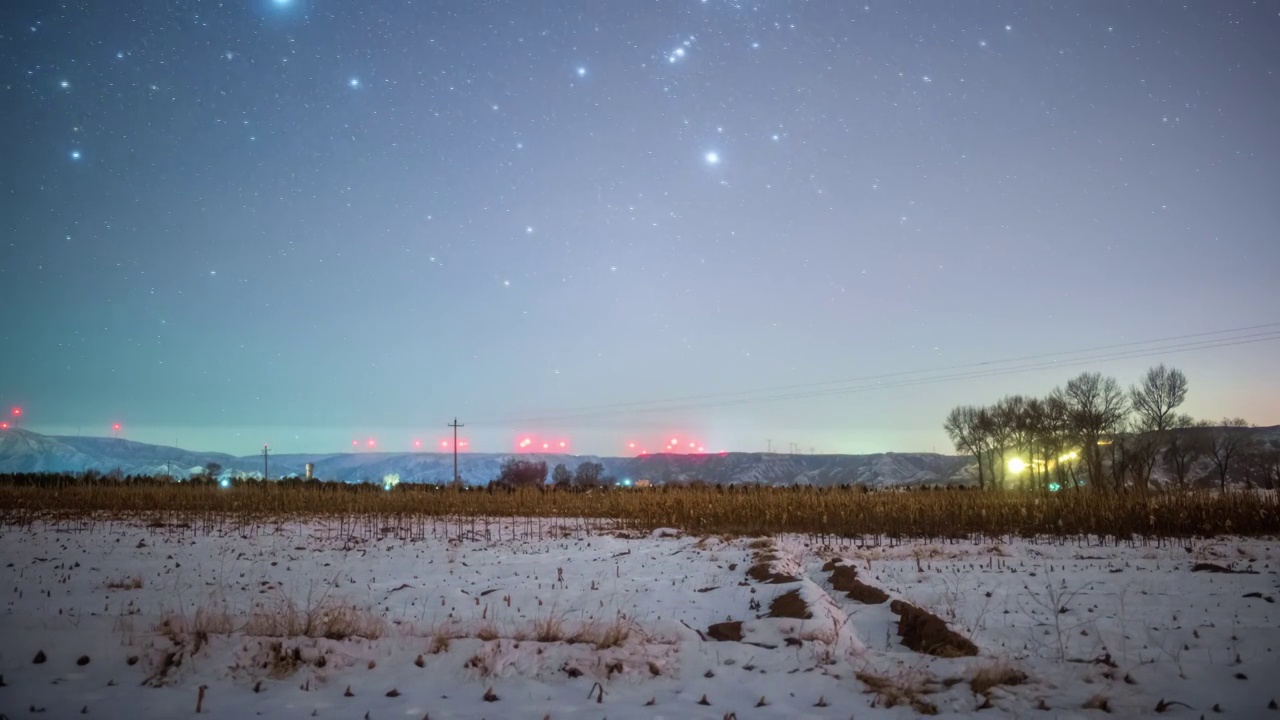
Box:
(1, 483), (1277, 538)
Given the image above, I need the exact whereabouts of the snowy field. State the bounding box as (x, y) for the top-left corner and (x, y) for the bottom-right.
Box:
(1, 518), (1277, 718)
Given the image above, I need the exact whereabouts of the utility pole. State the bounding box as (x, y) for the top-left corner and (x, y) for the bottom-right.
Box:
(766, 439), (772, 453)
(262, 444), (270, 481)
(448, 418), (464, 484)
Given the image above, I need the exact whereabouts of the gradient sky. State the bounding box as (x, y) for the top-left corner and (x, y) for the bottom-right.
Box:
(2, 1), (1278, 457)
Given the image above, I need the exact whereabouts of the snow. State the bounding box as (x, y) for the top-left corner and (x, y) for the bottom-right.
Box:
(1, 517), (1276, 718)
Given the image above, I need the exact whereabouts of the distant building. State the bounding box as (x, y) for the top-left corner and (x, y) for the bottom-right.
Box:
(305, 463), (315, 481)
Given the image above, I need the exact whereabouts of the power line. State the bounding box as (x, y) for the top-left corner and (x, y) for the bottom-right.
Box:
(467, 321), (1280, 424)
(468, 327), (1280, 425)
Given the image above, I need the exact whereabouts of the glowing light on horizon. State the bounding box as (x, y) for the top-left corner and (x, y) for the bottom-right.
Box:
(1008, 458), (1027, 474)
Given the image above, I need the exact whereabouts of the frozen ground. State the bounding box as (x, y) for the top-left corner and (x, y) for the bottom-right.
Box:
(1, 518), (1277, 718)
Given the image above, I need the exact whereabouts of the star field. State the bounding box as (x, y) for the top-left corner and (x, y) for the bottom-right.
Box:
(1, 1), (1278, 454)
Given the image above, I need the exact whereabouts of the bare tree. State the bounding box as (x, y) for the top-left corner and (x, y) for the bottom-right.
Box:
(1129, 365), (1188, 433)
(1057, 372), (1129, 490)
(1126, 365), (1189, 491)
(983, 397), (1013, 486)
(1164, 415), (1206, 488)
(945, 406), (987, 490)
(1206, 418), (1252, 491)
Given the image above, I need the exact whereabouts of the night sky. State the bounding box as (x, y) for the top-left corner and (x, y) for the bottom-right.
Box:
(2, 1), (1278, 456)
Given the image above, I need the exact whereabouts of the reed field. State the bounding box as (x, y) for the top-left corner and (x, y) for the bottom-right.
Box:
(0, 480), (1275, 540)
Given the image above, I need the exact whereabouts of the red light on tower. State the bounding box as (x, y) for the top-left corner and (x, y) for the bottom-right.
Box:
(413, 439), (422, 449)
(0, 422), (9, 430)
(459, 440), (470, 449)
(11, 407), (21, 417)
(669, 437), (678, 446)
(542, 442), (549, 450)
(440, 439), (450, 449)
(366, 438), (376, 448)
(558, 440), (567, 449)
(627, 442), (636, 450)
(112, 423), (121, 431)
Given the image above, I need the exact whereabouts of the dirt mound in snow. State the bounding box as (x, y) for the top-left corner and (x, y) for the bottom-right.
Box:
(827, 564), (888, 604)
(747, 563), (799, 584)
(767, 589), (812, 619)
(889, 600), (977, 657)
(706, 621), (743, 641)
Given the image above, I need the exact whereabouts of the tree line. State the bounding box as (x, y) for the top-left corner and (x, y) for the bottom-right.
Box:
(944, 365), (1277, 492)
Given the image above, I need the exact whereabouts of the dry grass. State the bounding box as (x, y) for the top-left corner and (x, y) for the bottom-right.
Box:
(242, 596), (384, 640)
(857, 669), (942, 714)
(105, 575), (144, 590)
(969, 660), (1028, 695)
(2, 483), (1276, 539)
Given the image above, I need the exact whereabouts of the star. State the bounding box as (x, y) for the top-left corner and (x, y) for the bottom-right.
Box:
(704, 151), (720, 165)
(59, 80), (69, 89)
(348, 77), (360, 88)
(576, 67), (586, 77)
(525, 226), (534, 233)
(70, 150), (81, 160)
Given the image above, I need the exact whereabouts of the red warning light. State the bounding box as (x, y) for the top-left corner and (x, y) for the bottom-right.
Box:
(627, 442), (636, 449)
(558, 440), (567, 448)
(459, 440), (470, 449)
(352, 440), (359, 447)
(0, 422), (8, 430)
(440, 439), (450, 448)
(413, 439), (422, 448)
(542, 442), (549, 450)
(366, 439), (376, 448)
(112, 423), (121, 431)
(669, 437), (678, 446)
(11, 407), (21, 417)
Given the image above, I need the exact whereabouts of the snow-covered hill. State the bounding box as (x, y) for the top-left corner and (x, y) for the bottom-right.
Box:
(0, 429), (970, 487)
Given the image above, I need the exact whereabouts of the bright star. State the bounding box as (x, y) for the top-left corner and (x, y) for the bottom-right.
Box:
(273, 0), (292, 5)
(705, 151), (720, 165)
(70, 150), (81, 160)
(349, 77), (360, 88)
(1005, 24), (1012, 31)
(674, 47), (685, 58)
(59, 80), (69, 88)
(576, 67), (586, 77)
(525, 226), (533, 233)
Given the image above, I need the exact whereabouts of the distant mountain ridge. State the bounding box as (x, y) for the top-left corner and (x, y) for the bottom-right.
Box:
(0, 429), (971, 488)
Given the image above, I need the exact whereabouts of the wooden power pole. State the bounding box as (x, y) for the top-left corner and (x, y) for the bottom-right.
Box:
(262, 444), (270, 481)
(448, 418), (464, 483)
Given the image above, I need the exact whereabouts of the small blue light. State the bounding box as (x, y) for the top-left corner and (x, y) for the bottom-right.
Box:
(219, 478), (230, 488)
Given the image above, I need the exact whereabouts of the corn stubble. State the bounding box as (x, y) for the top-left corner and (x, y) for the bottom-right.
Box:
(0, 483), (1275, 539)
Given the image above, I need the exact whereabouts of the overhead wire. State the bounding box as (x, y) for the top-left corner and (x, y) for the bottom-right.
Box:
(467, 322), (1280, 426)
